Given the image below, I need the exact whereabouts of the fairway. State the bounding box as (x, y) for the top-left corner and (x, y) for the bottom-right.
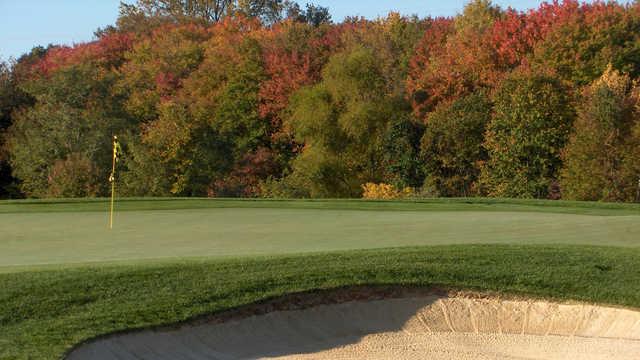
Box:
(1, 199), (640, 268)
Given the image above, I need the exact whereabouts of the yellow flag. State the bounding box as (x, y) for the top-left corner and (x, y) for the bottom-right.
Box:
(109, 135), (120, 229)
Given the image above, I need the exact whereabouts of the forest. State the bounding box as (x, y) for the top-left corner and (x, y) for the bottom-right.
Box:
(1, 0), (639, 201)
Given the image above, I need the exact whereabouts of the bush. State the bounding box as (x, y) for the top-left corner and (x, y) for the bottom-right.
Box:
(361, 183), (414, 200)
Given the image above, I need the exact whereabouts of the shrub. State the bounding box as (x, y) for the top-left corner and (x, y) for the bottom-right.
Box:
(361, 183), (414, 200)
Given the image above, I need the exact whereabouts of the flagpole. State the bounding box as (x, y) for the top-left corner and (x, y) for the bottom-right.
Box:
(109, 135), (117, 230)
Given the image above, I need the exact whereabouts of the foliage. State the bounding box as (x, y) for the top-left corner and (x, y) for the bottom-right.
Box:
(3, 0), (640, 201)
(361, 182), (413, 200)
(560, 66), (640, 201)
(117, 0), (291, 29)
(285, 2), (332, 26)
(529, 1), (640, 85)
(421, 92), (492, 197)
(479, 73), (574, 198)
(46, 153), (99, 198)
(381, 114), (424, 188)
(407, 1), (501, 118)
(275, 46), (411, 197)
(0, 61), (32, 198)
(7, 62), (133, 198)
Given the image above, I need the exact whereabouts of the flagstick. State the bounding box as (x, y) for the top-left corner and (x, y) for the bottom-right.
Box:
(109, 177), (115, 229)
(109, 136), (117, 230)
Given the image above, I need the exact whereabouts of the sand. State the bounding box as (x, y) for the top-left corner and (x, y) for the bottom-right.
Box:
(67, 295), (640, 360)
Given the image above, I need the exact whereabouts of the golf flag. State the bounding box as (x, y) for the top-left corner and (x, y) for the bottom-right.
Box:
(109, 135), (121, 229)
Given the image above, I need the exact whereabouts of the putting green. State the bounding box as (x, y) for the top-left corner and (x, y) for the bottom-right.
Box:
(1, 199), (639, 268)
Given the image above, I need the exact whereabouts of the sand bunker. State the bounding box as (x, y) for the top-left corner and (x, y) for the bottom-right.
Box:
(68, 294), (640, 360)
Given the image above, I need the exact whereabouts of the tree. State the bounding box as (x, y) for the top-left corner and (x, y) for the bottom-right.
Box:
(117, 0), (298, 30)
(285, 2), (331, 26)
(560, 66), (640, 201)
(117, 24), (209, 123)
(271, 46), (411, 197)
(7, 61), (133, 198)
(382, 114), (424, 189)
(407, 1), (502, 118)
(421, 92), (491, 197)
(130, 20), (271, 196)
(0, 61), (32, 198)
(479, 73), (574, 198)
(47, 153), (99, 198)
(529, 1), (640, 86)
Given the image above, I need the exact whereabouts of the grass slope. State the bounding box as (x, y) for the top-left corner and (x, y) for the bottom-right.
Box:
(2, 245), (640, 359)
(1, 199), (639, 268)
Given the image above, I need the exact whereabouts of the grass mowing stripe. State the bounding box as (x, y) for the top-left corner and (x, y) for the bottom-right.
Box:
(1, 197), (640, 215)
(1, 245), (639, 359)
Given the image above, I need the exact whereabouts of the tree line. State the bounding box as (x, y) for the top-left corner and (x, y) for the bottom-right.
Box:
(1, 0), (639, 201)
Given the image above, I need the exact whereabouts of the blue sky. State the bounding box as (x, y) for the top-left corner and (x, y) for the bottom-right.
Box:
(0, 0), (626, 61)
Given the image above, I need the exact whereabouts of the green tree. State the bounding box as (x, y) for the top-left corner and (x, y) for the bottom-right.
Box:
(7, 62), (133, 198)
(0, 60), (32, 198)
(117, 0), (293, 31)
(382, 114), (424, 189)
(272, 46), (411, 197)
(285, 2), (332, 26)
(561, 66), (640, 201)
(479, 73), (574, 198)
(421, 92), (492, 197)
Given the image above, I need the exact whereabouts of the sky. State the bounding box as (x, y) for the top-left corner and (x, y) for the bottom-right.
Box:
(0, 0), (629, 61)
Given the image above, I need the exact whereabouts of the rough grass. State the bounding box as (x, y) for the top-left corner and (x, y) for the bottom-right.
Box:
(2, 245), (640, 359)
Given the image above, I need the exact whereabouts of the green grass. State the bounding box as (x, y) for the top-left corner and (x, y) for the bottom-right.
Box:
(1, 198), (639, 359)
(1, 198), (639, 269)
(2, 197), (640, 214)
(2, 245), (640, 359)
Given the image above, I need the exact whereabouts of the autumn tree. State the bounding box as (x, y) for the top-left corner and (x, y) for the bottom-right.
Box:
(529, 1), (640, 86)
(561, 66), (640, 201)
(479, 73), (574, 198)
(407, 1), (502, 119)
(125, 18), (273, 196)
(117, 24), (210, 123)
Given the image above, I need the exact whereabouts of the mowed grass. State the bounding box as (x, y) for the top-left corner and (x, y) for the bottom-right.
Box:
(1, 198), (639, 359)
(1, 198), (639, 268)
(2, 245), (640, 359)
